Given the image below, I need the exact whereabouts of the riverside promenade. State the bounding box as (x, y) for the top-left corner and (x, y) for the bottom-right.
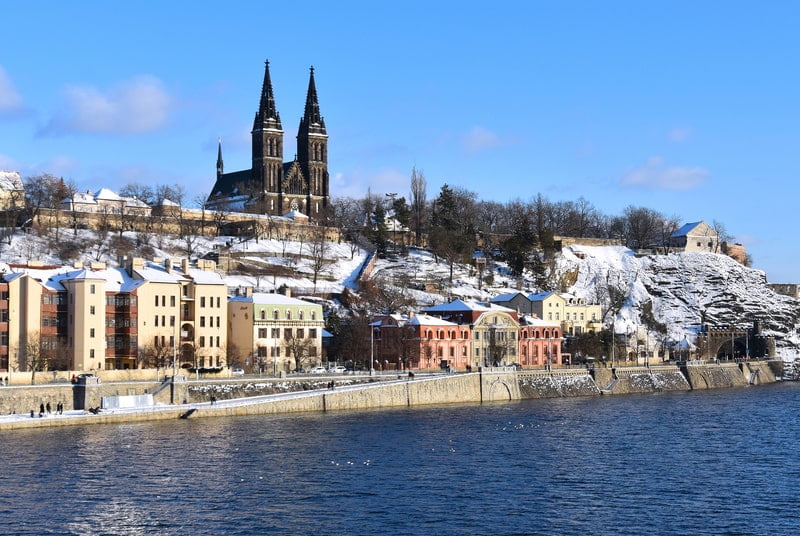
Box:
(0, 360), (784, 431)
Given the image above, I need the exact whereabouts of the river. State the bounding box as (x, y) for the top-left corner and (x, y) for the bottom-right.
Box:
(2, 382), (798, 535)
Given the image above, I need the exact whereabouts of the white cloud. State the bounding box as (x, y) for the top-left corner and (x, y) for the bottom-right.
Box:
(0, 66), (25, 118)
(621, 156), (709, 190)
(462, 126), (502, 152)
(41, 75), (172, 135)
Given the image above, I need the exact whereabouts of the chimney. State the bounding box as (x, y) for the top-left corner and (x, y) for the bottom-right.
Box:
(181, 258), (190, 273)
(282, 287), (291, 298)
(164, 258), (172, 273)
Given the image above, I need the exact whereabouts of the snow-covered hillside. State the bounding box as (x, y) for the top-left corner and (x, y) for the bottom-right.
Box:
(559, 246), (800, 358)
(3, 228), (798, 360)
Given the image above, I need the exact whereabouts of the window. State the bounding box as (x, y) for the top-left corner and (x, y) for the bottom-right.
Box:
(273, 310), (279, 320)
(201, 296), (206, 307)
(89, 306), (95, 315)
(0, 310), (7, 323)
(309, 328), (317, 339)
(162, 315), (165, 327)
(260, 310), (266, 320)
(299, 311), (304, 320)
(161, 296), (166, 307)
(200, 316), (205, 327)
(272, 328), (280, 338)
(216, 297), (220, 308)
(90, 328), (95, 338)
(297, 328), (304, 339)
(170, 316), (175, 327)
(311, 311), (316, 321)
(89, 349), (95, 358)
(155, 296), (159, 307)
(258, 328), (267, 338)
(169, 335), (174, 347)
(199, 336), (205, 347)
(217, 316), (221, 327)
(170, 296), (176, 307)
(0, 332), (7, 346)
(216, 336), (220, 348)
(449, 347), (454, 357)
(286, 310), (292, 320)
(90, 284), (96, 294)
(155, 315), (159, 327)
(284, 328), (292, 339)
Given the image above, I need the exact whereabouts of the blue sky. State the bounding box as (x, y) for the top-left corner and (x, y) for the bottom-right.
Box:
(1, 2), (799, 282)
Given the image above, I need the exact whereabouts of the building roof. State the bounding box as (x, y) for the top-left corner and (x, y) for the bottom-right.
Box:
(230, 292), (320, 307)
(406, 313), (459, 327)
(491, 292), (526, 303)
(671, 221), (715, 238)
(528, 291), (557, 301)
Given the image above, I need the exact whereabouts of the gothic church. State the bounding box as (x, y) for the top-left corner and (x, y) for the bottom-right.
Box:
(206, 61), (329, 218)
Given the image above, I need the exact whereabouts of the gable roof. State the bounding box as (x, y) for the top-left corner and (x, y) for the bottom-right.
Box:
(671, 221), (716, 238)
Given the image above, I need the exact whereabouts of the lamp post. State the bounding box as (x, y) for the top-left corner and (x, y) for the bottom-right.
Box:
(370, 323), (375, 375)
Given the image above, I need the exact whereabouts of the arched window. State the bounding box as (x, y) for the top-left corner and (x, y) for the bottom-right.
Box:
(311, 311), (316, 320)
(299, 311), (304, 320)
(260, 310), (266, 320)
(273, 310), (279, 320)
(286, 310), (292, 320)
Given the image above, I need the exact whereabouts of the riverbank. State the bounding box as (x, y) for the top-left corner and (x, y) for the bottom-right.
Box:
(0, 360), (784, 431)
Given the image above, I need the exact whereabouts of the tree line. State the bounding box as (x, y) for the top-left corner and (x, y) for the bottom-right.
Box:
(326, 167), (741, 279)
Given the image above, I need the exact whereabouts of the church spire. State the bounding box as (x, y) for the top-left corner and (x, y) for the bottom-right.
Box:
(216, 138), (223, 177)
(253, 60), (282, 131)
(299, 66), (326, 135)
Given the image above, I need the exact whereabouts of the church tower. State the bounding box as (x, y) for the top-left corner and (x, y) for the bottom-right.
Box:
(206, 61), (330, 220)
(251, 60), (284, 211)
(297, 66), (329, 217)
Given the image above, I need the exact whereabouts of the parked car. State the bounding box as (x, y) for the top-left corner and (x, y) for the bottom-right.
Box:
(309, 366), (327, 374)
(328, 366), (346, 373)
(231, 368), (245, 376)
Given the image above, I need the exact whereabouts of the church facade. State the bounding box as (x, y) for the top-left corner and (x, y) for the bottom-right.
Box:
(206, 61), (330, 219)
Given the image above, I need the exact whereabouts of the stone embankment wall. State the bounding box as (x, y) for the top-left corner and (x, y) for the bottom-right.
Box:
(518, 370), (599, 398)
(610, 366), (691, 394)
(0, 361), (785, 430)
(681, 363), (749, 390)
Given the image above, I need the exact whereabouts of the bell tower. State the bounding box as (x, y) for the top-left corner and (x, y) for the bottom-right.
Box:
(297, 66), (329, 217)
(251, 60), (284, 208)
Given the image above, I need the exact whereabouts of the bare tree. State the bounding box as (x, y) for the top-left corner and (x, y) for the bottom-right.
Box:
(284, 331), (314, 371)
(307, 227), (332, 293)
(410, 167), (427, 246)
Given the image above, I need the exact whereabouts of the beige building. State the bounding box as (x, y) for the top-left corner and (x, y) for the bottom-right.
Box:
(669, 221), (719, 253)
(492, 291), (602, 336)
(2, 257), (227, 373)
(228, 291), (324, 373)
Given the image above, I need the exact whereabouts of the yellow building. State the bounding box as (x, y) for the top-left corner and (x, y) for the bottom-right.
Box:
(228, 290), (324, 373)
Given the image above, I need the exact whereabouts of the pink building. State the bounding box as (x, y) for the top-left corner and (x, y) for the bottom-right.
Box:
(373, 313), (472, 371)
(518, 315), (563, 367)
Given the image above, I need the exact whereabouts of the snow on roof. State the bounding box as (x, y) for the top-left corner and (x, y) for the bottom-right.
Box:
(519, 314), (560, 328)
(133, 266), (184, 284)
(187, 268), (225, 285)
(0, 171), (23, 191)
(94, 187), (123, 201)
(407, 313), (459, 326)
(161, 198), (180, 207)
(423, 298), (489, 313)
(229, 292), (320, 307)
(70, 191), (97, 204)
